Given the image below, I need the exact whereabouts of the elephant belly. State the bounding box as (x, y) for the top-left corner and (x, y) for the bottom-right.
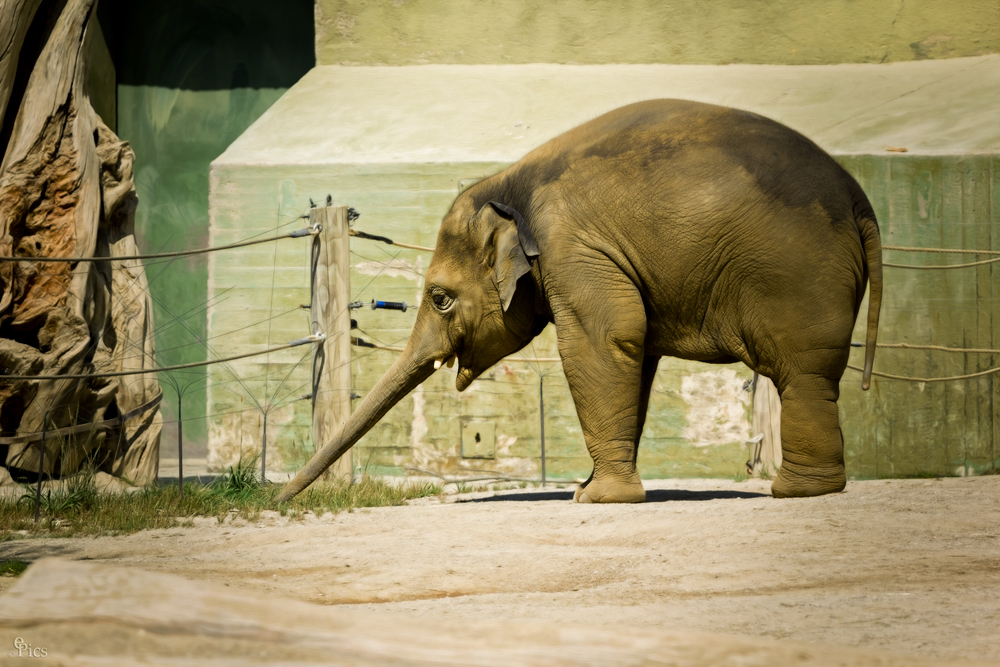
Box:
(642, 314), (748, 367)
(629, 202), (865, 376)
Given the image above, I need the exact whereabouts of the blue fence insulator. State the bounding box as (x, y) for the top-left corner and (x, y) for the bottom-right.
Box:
(371, 299), (407, 312)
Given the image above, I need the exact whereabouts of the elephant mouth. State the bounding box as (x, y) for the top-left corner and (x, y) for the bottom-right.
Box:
(430, 337), (484, 391)
(427, 337), (474, 390)
(452, 342), (480, 392)
(432, 353), (456, 370)
(456, 365), (476, 391)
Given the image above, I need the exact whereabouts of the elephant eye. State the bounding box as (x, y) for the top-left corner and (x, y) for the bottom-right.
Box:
(430, 290), (454, 311)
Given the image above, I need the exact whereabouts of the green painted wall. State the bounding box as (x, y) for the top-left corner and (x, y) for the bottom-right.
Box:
(98, 0), (314, 456)
(197, 1), (1000, 481)
(840, 154), (999, 478)
(118, 86), (288, 455)
(87, 21), (116, 132)
(208, 58), (998, 481)
(316, 0), (1000, 66)
(210, 152), (999, 481)
(207, 163), (755, 479)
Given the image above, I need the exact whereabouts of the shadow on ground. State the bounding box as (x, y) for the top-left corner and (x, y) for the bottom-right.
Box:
(463, 488), (769, 503)
(645, 489), (769, 502)
(156, 475), (220, 487)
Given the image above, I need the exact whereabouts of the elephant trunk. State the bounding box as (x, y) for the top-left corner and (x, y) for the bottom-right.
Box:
(275, 342), (435, 503)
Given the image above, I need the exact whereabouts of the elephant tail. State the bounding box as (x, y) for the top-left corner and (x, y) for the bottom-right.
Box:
(859, 211), (882, 391)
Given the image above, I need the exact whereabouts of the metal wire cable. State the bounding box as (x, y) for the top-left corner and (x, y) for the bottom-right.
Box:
(881, 244), (1000, 269)
(884, 256), (1000, 269)
(874, 342), (1000, 354)
(0, 227), (317, 263)
(845, 342), (1000, 382)
(881, 245), (1000, 255)
(847, 364), (1000, 383)
(352, 335), (1000, 382)
(350, 228), (435, 252)
(0, 336), (321, 381)
(0, 391), (164, 445)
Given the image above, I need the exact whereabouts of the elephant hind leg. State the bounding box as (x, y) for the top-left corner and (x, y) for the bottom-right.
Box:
(631, 354), (660, 467)
(771, 371), (847, 498)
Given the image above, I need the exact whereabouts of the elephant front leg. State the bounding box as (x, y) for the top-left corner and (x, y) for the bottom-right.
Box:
(556, 306), (648, 504)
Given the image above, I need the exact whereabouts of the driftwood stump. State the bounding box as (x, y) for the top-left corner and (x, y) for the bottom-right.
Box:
(0, 0), (160, 485)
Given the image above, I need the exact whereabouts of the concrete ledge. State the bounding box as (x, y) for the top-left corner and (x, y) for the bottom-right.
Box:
(218, 56), (1000, 168)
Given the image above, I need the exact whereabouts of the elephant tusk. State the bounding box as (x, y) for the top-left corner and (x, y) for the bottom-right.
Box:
(434, 355), (456, 371)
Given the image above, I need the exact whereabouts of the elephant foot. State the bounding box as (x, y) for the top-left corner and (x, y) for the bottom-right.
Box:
(771, 464), (846, 498)
(573, 476), (646, 503)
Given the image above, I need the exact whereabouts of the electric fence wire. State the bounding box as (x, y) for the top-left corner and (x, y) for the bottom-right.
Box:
(0, 211), (347, 469)
(148, 229), (1000, 477)
(0, 215), (318, 399)
(0, 212), (322, 451)
(0, 226), (317, 263)
(7, 220), (1000, 446)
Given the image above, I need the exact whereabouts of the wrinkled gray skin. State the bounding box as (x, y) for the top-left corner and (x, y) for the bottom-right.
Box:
(277, 99), (882, 504)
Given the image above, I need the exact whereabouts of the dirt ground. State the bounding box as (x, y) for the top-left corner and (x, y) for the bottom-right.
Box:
(2, 475), (999, 664)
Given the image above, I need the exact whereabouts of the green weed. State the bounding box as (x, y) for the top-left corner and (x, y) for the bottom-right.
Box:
(0, 559), (28, 577)
(214, 454), (264, 499)
(0, 468), (441, 540)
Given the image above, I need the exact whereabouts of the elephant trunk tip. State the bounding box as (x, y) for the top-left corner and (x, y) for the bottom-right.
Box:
(274, 482), (300, 504)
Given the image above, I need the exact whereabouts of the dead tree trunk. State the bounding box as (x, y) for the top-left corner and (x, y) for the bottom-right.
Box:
(0, 0), (161, 485)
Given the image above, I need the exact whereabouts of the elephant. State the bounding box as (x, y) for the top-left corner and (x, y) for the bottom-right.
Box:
(277, 98), (882, 504)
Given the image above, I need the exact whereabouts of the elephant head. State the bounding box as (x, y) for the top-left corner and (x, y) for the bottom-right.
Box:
(276, 191), (547, 502)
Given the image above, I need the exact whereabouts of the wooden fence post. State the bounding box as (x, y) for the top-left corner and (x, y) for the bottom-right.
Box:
(309, 205), (353, 483)
(750, 374), (782, 478)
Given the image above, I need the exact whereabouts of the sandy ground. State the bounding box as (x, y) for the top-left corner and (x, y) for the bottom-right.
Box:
(1, 475), (999, 664)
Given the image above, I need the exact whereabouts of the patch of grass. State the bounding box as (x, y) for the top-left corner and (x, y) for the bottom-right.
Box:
(17, 485), (96, 515)
(0, 559), (28, 577)
(490, 483), (518, 492)
(0, 458), (442, 540)
(215, 454), (265, 500)
(294, 475), (441, 516)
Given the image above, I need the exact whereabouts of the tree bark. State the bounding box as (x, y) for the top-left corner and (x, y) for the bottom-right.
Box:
(0, 0), (44, 128)
(0, 0), (161, 485)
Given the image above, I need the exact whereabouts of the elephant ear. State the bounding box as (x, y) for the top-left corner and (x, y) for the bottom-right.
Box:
(484, 201), (539, 311)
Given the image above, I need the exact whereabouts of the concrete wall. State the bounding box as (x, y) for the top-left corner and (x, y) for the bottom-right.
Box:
(208, 161), (753, 479)
(98, 0), (314, 455)
(86, 21), (116, 132)
(208, 59), (999, 480)
(840, 154), (999, 478)
(315, 0), (1000, 66)
(202, 1), (999, 481)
